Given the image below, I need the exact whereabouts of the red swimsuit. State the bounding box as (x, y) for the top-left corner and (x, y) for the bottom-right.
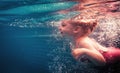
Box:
(80, 47), (120, 65)
(99, 47), (120, 64)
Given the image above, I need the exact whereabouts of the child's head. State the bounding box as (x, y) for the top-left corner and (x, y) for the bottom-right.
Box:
(59, 18), (97, 37)
(58, 19), (75, 37)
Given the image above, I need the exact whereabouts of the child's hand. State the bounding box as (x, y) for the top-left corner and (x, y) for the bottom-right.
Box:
(72, 49), (80, 59)
(72, 49), (90, 62)
(72, 48), (86, 60)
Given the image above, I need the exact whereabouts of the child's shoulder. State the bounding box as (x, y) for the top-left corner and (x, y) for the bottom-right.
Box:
(79, 37), (93, 44)
(77, 38), (94, 49)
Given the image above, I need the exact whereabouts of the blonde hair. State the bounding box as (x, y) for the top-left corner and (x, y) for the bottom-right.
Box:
(67, 18), (97, 34)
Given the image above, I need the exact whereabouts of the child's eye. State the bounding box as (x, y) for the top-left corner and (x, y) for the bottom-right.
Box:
(62, 24), (66, 27)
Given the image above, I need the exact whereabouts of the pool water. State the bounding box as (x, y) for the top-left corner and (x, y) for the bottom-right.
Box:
(0, 0), (120, 73)
(0, 0), (78, 73)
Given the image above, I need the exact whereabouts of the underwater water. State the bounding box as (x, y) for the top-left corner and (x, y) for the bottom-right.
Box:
(0, 0), (120, 73)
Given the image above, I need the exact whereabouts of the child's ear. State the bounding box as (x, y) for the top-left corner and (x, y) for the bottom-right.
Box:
(73, 26), (81, 33)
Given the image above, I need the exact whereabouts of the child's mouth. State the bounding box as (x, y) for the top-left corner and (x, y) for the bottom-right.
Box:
(60, 32), (63, 34)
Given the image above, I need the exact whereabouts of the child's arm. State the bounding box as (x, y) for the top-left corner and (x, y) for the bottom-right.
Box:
(72, 48), (106, 66)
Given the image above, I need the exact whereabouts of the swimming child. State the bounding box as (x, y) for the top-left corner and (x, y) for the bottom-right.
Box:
(58, 18), (120, 66)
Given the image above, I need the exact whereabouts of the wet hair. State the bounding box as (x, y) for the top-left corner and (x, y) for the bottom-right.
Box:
(66, 18), (97, 33)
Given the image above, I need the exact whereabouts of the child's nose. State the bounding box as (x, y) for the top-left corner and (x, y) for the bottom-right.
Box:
(58, 26), (62, 30)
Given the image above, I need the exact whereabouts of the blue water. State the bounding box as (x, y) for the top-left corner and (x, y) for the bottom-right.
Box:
(0, 26), (52, 73)
(0, 0), (78, 73)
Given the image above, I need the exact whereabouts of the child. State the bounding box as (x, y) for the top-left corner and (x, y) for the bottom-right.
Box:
(58, 18), (120, 66)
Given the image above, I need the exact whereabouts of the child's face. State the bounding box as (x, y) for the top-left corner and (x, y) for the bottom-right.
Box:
(59, 20), (75, 36)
